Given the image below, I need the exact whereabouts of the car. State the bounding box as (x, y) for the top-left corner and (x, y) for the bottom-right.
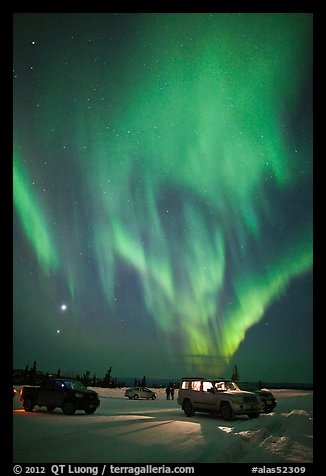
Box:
(19, 378), (100, 415)
(177, 377), (262, 421)
(236, 381), (277, 413)
(125, 386), (157, 400)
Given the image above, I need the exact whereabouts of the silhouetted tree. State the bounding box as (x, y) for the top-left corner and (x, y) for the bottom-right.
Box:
(103, 366), (112, 387)
(29, 361), (37, 385)
(231, 365), (239, 381)
(81, 370), (91, 386)
(56, 368), (61, 377)
(23, 365), (29, 383)
(141, 375), (147, 386)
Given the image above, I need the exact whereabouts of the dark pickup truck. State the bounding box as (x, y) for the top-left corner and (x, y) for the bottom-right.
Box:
(19, 378), (100, 415)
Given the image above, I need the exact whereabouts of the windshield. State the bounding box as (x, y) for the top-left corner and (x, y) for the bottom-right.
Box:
(63, 380), (87, 390)
(214, 381), (240, 391)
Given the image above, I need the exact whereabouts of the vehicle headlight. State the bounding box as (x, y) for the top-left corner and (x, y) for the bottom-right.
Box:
(75, 393), (84, 398)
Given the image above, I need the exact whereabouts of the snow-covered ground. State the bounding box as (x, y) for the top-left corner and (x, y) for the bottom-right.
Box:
(13, 387), (313, 463)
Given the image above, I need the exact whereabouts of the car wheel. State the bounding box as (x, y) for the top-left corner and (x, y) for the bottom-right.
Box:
(62, 400), (76, 415)
(151, 395), (156, 400)
(134, 394), (139, 400)
(84, 407), (97, 414)
(23, 398), (34, 412)
(220, 403), (235, 421)
(47, 406), (55, 412)
(183, 399), (194, 417)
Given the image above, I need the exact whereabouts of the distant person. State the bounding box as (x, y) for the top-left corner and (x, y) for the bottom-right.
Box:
(170, 386), (175, 400)
(166, 385), (171, 400)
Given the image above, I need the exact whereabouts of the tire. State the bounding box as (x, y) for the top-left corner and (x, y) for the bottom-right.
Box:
(220, 403), (235, 421)
(134, 394), (139, 400)
(62, 400), (76, 415)
(23, 398), (34, 412)
(84, 407), (97, 414)
(47, 406), (55, 412)
(183, 399), (195, 417)
(151, 395), (156, 400)
(247, 413), (260, 419)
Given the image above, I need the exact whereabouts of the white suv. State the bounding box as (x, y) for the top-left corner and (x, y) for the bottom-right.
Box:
(177, 377), (262, 420)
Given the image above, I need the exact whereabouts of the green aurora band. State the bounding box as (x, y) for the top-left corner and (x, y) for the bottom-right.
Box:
(14, 13), (312, 375)
(13, 150), (59, 274)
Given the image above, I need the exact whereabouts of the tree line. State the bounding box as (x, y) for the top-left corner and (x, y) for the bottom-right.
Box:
(13, 362), (128, 388)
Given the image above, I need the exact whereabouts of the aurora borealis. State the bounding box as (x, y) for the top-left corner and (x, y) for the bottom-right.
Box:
(13, 13), (313, 382)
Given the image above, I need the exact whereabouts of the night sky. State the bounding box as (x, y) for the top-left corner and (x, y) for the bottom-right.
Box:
(13, 13), (313, 383)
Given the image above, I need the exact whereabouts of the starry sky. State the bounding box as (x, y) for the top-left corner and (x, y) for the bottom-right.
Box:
(13, 13), (313, 383)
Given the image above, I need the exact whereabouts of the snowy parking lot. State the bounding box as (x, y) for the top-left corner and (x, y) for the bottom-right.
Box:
(13, 387), (313, 464)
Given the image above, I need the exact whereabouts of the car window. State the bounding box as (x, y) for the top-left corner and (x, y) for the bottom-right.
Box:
(181, 380), (189, 390)
(63, 380), (86, 390)
(225, 381), (240, 391)
(215, 381), (226, 391)
(202, 381), (214, 392)
(191, 380), (202, 391)
(214, 381), (239, 391)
